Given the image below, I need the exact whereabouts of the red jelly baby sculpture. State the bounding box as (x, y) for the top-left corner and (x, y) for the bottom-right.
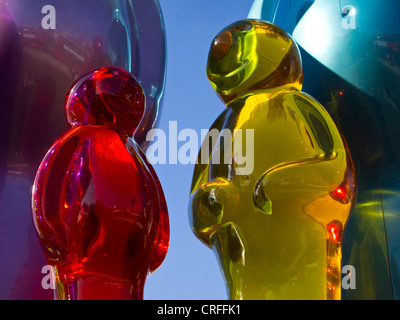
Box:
(31, 67), (169, 300)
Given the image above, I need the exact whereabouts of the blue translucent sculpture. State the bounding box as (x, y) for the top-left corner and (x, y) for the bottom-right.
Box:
(250, 0), (400, 300)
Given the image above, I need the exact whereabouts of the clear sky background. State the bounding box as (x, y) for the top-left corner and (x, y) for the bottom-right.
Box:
(144, 0), (255, 300)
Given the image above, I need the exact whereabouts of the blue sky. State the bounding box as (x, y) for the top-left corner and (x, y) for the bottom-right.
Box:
(143, 0), (254, 300)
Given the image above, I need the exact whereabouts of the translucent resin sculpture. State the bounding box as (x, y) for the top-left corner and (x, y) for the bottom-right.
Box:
(31, 67), (169, 300)
(251, 0), (400, 300)
(190, 19), (356, 300)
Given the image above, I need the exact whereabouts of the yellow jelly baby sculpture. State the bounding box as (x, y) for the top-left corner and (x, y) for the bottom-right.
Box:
(189, 19), (356, 300)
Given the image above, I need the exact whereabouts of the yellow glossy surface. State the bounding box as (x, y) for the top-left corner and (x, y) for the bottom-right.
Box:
(190, 20), (356, 300)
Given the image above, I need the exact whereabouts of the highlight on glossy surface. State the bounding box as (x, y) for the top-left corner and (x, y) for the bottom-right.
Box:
(31, 67), (169, 300)
(190, 19), (356, 300)
(0, 0), (166, 300)
(251, 0), (400, 300)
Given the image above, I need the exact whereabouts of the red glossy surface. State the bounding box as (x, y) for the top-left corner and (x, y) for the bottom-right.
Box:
(31, 67), (169, 300)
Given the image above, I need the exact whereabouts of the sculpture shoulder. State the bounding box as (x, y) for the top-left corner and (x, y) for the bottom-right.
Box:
(286, 91), (343, 148)
(226, 90), (343, 158)
(289, 91), (333, 119)
(45, 126), (116, 150)
(229, 90), (337, 132)
(190, 108), (232, 193)
(35, 126), (129, 179)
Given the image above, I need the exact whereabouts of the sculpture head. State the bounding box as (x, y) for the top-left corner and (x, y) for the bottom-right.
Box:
(65, 67), (145, 138)
(207, 19), (303, 104)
